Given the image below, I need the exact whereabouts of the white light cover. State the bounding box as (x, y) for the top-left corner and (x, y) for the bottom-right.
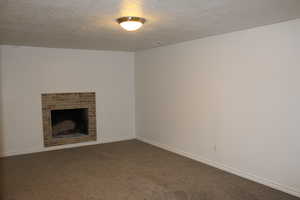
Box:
(120, 21), (143, 31)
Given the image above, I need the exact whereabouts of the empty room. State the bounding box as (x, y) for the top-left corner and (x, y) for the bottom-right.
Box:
(0, 0), (300, 199)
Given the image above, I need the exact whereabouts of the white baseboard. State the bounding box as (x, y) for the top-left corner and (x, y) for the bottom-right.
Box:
(137, 136), (300, 198)
(0, 141), (101, 157)
(0, 136), (135, 158)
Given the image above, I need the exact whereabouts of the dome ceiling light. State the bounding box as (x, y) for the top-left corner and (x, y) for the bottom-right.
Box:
(117, 16), (146, 31)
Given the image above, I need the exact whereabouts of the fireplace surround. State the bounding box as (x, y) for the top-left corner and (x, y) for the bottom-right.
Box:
(42, 92), (97, 147)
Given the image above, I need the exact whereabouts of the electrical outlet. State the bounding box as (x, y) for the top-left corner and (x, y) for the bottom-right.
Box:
(213, 145), (217, 152)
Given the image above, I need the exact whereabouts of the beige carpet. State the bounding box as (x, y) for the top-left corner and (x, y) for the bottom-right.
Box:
(0, 140), (298, 200)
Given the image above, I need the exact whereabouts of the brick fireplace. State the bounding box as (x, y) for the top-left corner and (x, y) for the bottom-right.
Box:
(42, 92), (97, 147)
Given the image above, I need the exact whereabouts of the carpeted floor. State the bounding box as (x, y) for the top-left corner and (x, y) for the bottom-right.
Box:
(0, 139), (298, 200)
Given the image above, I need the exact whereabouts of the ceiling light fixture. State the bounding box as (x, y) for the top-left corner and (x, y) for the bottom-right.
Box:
(117, 16), (146, 31)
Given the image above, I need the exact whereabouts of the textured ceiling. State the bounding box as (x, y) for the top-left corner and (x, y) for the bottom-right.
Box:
(1, 0), (300, 51)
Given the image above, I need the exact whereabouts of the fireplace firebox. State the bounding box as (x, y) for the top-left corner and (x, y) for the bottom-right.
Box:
(51, 108), (89, 138)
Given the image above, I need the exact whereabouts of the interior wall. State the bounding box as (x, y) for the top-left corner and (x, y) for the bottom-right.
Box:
(135, 19), (300, 197)
(0, 46), (3, 157)
(0, 45), (135, 157)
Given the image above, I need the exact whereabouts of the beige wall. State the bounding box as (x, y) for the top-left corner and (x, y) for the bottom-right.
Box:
(0, 46), (3, 156)
(135, 19), (300, 197)
(0, 45), (135, 156)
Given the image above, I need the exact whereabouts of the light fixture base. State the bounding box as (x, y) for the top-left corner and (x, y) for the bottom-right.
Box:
(117, 16), (146, 24)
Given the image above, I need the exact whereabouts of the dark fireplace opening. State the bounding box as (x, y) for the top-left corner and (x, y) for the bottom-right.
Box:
(51, 108), (89, 138)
